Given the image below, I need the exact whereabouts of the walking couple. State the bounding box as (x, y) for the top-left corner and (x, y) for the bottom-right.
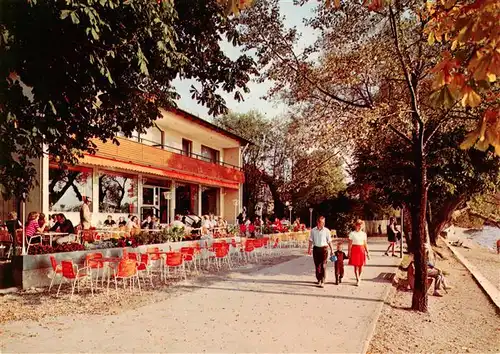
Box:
(307, 217), (370, 287)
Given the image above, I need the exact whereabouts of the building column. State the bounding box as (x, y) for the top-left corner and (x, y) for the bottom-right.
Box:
(137, 174), (143, 217)
(170, 181), (176, 223)
(41, 154), (50, 215)
(198, 184), (202, 216)
(92, 167), (99, 217)
(220, 188), (225, 218)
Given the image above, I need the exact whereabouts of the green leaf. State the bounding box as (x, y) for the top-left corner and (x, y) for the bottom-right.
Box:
(137, 46), (149, 76)
(1, 29), (9, 45)
(105, 68), (114, 84)
(48, 101), (57, 115)
(91, 28), (99, 40)
(60, 10), (72, 20)
(70, 12), (80, 24)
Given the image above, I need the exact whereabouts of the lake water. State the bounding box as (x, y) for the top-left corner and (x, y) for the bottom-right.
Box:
(467, 226), (500, 250)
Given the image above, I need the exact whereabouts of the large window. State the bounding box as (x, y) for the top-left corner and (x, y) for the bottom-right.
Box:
(202, 187), (220, 216)
(98, 171), (138, 213)
(182, 139), (192, 157)
(201, 145), (219, 163)
(175, 183), (199, 215)
(49, 166), (93, 212)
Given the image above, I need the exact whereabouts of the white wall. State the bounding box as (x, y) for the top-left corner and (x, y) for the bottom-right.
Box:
(163, 129), (183, 151)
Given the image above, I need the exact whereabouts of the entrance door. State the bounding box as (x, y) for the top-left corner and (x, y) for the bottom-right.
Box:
(141, 185), (159, 221)
(159, 188), (171, 224)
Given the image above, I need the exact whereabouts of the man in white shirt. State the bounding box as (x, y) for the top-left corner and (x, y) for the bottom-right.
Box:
(172, 215), (185, 228)
(307, 216), (333, 287)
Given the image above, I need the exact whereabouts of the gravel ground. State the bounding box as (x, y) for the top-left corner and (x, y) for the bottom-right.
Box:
(368, 239), (500, 354)
(0, 250), (301, 325)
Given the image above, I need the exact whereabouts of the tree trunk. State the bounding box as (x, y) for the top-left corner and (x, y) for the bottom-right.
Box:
(429, 195), (467, 245)
(261, 171), (285, 217)
(403, 204), (413, 253)
(411, 145), (429, 312)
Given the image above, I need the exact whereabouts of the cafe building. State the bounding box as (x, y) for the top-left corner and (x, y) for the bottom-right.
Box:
(0, 108), (248, 226)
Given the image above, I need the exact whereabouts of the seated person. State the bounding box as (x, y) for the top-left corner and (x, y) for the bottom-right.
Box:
(150, 216), (159, 229)
(50, 214), (77, 244)
(38, 213), (48, 231)
(50, 213), (75, 234)
(5, 211), (22, 238)
(172, 215), (185, 228)
(127, 216), (140, 230)
(48, 214), (57, 228)
(118, 216), (127, 227)
(201, 215), (211, 235)
(25, 212), (44, 241)
(141, 215), (154, 229)
(5, 211), (22, 256)
(407, 254), (451, 297)
(103, 215), (116, 227)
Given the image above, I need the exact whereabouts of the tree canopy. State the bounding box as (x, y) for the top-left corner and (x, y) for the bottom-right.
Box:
(214, 110), (345, 218)
(352, 124), (500, 247)
(0, 0), (256, 198)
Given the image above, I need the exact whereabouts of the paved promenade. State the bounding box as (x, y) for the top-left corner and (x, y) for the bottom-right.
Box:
(1, 240), (398, 353)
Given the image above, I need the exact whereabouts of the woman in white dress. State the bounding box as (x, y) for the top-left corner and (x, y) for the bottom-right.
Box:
(348, 219), (370, 286)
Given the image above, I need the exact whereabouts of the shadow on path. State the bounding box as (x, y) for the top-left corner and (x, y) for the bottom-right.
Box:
(364, 272), (395, 283)
(178, 284), (386, 303)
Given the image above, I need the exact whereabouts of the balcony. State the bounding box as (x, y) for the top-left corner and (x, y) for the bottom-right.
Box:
(87, 137), (244, 189)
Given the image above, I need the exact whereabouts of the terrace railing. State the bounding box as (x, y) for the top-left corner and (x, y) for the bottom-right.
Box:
(129, 135), (241, 171)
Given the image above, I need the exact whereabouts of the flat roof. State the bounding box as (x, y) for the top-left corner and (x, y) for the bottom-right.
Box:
(171, 108), (253, 146)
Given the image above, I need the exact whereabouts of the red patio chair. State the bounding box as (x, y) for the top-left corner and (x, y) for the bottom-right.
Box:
(137, 253), (154, 287)
(85, 252), (104, 287)
(180, 247), (197, 273)
(163, 252), (186, 282)
(107, 259), (141, 299)
(253, 238), (264, 258)
(243, 239), (257, 263)
(213, 244), (231, 271)
(48, 255), (63, 292)
(128, 252), (138, 261)
(147, 247), (162, 274)
(57, 260), (93, 298)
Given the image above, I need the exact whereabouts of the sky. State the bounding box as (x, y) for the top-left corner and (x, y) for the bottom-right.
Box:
(173, 1), (320, 121)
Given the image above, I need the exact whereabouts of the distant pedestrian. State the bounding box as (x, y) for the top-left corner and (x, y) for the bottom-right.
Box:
(307, 216), (333, 288)
(332, 242), (348, 285)
(385, 217), (397, 257)
(348, 219), (370, 286)
(79, 196), (92, 230)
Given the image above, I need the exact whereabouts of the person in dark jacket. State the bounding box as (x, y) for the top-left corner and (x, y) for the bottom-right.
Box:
(333, 242), (348, 285)
(50, 213), (75, 234)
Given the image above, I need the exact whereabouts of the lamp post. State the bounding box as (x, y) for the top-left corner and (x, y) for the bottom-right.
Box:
(400, 206), (404, 258)
(164, 191), (172, 224)
(232, 199), (239, 225)
(21, 192), (27, 255)
(285, 201), (292, 224)
(309, 208), (313, 229)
